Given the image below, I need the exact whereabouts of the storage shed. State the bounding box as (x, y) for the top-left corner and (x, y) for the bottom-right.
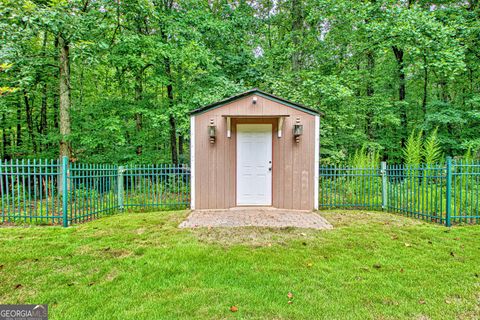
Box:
(190, 89), (321, 211)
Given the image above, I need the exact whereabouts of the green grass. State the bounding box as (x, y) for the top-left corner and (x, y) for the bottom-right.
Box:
(0, 210), (479, 319)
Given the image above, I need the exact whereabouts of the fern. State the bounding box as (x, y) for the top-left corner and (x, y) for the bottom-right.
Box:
(369, 148), (381, 165)
(350, 146), (380, 168)
(464, 147), (473, 163)
(403, 130), (423, 165)
(423, 128), (442, 165)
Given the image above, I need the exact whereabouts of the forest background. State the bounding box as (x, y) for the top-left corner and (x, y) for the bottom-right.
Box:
(1, 0), (479, 165)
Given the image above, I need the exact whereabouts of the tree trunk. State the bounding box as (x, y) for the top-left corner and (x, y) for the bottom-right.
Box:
(158, 0), (177, 164)
(392, 46), (407, 148)
(23, 90), (37, 153)
(166, 77), (177, 164)
(178, 135), (184, 159)
(59, 35), (71, 159)
(164, 56), (177, 164)
(168, 114), (177, 165)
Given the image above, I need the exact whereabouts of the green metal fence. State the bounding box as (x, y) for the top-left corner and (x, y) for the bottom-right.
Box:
(386, 163), (447, 224)
(1, 157), (479, 227)
(451, 159), (480, 224)
(0, 157), (190, 226)
(0, 159), (62, 225)
(122, 165), (190, 210)
(319, 158), (480, 226)
(68, 162), (119, 225)
(318, 165), (383, 210)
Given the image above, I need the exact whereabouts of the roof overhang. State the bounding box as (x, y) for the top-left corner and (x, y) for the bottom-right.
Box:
(221, 114), (289, 138)
(221, 114), (290, 118)
(190, 88), (324, 117)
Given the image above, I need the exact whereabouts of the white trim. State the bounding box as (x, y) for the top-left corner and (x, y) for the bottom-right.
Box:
(190, 116), (195, 210)
(314, 115), (320, 210)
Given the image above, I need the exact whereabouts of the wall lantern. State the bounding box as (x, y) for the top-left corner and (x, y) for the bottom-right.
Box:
(252, 96), (257, 104)
(208, 119), (216, 144)
(293, 117), (303, 143)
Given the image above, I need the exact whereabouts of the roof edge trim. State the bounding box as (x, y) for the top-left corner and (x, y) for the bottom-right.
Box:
(190, 89), (323, 117)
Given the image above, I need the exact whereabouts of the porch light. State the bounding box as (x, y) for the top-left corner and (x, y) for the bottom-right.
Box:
(293, 118), (303, 143)
(208, 119), (216, 144)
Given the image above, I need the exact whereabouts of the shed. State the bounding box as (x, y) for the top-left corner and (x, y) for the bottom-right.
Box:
(190, 89), (321, 211)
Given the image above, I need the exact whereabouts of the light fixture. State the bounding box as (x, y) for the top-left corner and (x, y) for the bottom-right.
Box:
(293, 117), (303, 143)
(208, 119), (216, 144)
(252, 96), (257, 104)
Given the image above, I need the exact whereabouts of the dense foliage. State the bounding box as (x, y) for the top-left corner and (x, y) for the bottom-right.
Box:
(1, 0), (479, 164)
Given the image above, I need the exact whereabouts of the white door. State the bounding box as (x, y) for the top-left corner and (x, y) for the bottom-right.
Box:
(236, 124), (272, 205)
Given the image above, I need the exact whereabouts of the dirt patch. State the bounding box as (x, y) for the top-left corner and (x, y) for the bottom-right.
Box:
(415, 316), (431, 320)
(320, 210), (425, 228)
(191, 226), (321, 247)
(79, 245), (133, 259)
(105, 269), (119, 282)
(135, 228), (146, 235)
(100, 247), (132, 259)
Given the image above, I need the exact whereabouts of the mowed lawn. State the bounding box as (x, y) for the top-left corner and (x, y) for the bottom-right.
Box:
(0, 211), (479, 320)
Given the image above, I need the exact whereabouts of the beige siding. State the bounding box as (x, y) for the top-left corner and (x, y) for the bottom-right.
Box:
(194, 94), (317, 210)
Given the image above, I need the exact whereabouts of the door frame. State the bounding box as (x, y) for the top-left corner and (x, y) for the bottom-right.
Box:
(235, 122), (274, 206)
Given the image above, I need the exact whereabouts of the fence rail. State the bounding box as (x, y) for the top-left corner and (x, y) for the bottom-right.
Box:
(319, 158), (480, 226)
(318, 166), (382, 210)
(0, 159), (62, 224)
(1, 157), (479, 226)
(0, 157), (190, 226)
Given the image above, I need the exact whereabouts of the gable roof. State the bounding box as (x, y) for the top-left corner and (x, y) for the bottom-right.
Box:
(190, 88), (323, 116)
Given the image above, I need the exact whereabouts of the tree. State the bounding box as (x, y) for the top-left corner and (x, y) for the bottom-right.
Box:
(0, 0), (478, 165)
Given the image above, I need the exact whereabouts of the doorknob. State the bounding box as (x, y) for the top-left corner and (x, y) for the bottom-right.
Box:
(268, 167), (272, 171)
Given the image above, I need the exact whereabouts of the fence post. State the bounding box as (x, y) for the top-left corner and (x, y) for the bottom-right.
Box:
(117, 166), (124, 210)
(380, 161), (387, 210)
(62, 156), (69, 227)
(381, 161), (387, 210)
(445, 156), (452, 227)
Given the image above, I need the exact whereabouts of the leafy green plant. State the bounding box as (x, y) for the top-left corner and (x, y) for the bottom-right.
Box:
(464, 147), (475, 162)
(350, 146), (380, 168)
(423, 128), (442, 165)
(403, 130), (423, 165)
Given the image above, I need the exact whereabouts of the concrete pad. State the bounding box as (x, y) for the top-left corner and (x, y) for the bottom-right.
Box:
(179, 208), (333, 230)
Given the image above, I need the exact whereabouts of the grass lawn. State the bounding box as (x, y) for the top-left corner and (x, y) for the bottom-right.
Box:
(0, 210), (479, 319)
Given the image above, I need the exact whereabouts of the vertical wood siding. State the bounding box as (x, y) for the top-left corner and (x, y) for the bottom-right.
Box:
(194, 94), (317, 210)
